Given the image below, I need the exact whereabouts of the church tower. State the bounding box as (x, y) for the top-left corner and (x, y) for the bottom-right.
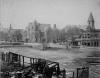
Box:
(87, 12), (95, 31)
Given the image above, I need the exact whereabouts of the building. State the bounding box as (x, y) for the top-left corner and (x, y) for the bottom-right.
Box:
(25, 20), (51, 43)
(25, 20), (38, 42)
(69, 12), (100, 47)
(0, 24), (25, 42)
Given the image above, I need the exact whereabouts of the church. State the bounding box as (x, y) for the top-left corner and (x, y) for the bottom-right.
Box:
(69, 12), (100, 47)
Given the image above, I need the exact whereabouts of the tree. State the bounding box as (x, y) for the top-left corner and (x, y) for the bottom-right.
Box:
(52, 25), (60, 43)
(46, 26), (53, 42)
(66, 26), (82, 39)
(59, 29), (66, 42)
(12, 30), (23, 42)
(0, 31), (9, 41)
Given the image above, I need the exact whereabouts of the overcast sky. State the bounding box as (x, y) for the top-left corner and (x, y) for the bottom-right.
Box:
(0, 0), (100, 29)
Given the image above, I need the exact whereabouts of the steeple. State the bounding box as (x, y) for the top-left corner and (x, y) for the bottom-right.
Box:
(53, 24), (57, 29)
(34, 19), (39, 31)
(8, 24), (13, 33)
(87, 12), (95, 31)
(88, 12), (94, 22)
(9, 24), (12, 30)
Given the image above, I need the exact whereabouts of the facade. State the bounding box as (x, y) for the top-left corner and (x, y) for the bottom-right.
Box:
(0, 24), (25, 42)
(25, 20), (51, 43)
(8, 25), (25, 42)
(0, 25), (9, 41)
(69, 13), (100, 47)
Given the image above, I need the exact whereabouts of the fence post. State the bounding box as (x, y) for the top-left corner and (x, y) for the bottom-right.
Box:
(1, 52), (4, 61)
(30, 58), (32, 67)
(22, 56), (24, 68)
(5, 53), (8, 62)
(32, 58), (34, 67)
(73, 72), (74, 78)
(19, 55), (21, 67)
(77, 68), (79, 78)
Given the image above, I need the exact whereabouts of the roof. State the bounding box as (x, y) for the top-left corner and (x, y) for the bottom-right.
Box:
(94, 29), (100, 32)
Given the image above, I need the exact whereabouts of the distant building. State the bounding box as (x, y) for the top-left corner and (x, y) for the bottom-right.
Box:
(52, 24), (60, 42)
(69, 12), (100, 47)
(7, 24), (25, 42)
(25, 20), (51, 43)
(0, 24), (25, 42)
(0, 24), (12, 41)
(25, 20), (38, 42)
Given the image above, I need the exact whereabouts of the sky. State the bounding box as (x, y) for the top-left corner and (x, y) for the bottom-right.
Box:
(0, 0), (100, 29)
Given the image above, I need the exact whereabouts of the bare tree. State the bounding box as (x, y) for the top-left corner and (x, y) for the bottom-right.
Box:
(66, 26), (82, 39)
(12, 30), (23, 42)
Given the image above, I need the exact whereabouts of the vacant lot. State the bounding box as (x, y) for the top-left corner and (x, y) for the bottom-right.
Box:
(0, 47), (100, 78)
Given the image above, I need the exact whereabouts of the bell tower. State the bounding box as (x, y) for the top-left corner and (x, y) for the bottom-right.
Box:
(87, 12), (95, 31)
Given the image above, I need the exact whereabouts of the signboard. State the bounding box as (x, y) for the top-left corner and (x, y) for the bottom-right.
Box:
(77, 67), (89, 78)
